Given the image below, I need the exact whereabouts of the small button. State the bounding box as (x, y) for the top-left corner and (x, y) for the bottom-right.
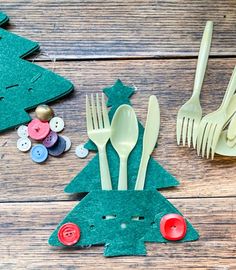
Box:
(43, 131), (58, 148)
(48, 136), (66, 157)
(61, 135), (72, 152)
(17, 138), (31, 152)
(30, 144), (48, 163)
(75, 144), (89, 158)
(28, 119), (50, 140)
(58, 222), (80, 246)
(35, 104), (54, 122)
(160, 213), (187, 241)
(17, 125), (29, 138)
(49, 117), (64, 133)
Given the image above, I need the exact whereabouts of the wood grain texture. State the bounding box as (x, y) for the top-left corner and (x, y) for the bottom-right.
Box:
(0, 1), (236, 268)
(1, 58), (236, 202)
(0, 198), (235, 270)
(0, 0), (236, 60)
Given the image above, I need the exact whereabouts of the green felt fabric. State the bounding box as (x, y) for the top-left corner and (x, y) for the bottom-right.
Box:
(0, 12), (39, 58)
(0, 13), (73, 132)
(65, 79), (179, 193)
(49, 190), (199, 257)
(0, 12), (9, 26)
(0, 55), (73, 132)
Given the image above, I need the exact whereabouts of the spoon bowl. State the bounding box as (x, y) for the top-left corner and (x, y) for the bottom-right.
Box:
(111, 104), (139, 189)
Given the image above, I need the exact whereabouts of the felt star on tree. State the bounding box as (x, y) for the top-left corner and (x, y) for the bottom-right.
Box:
(104, 79), (135, 108)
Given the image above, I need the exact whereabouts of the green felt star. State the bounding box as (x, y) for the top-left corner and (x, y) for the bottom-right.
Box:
(103, 79), (135, 107)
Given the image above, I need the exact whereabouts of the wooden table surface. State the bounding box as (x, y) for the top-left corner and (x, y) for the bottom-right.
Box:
(0, 1), (236, 269)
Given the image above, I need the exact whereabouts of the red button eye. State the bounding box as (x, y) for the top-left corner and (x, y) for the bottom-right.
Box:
(160, 214), (187, 241)
(58, 223), (80, 246)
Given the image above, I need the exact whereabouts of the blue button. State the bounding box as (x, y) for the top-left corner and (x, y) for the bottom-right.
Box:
(30, 144), (48, 163)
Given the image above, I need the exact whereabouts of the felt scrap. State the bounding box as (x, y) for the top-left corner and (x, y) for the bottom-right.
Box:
(0, 12), (9, 26)
(0, 13), (73, 132)
(0, 13), (39, 58)
(49, 190), (199, 257)
(65, 79), (179, 193)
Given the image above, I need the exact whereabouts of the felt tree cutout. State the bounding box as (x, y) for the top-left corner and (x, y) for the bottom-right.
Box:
(0, 12), (8, 26)
(65, 79), (179, 192)
(0, 12), (73, 132)
(49, 191), (199, 256)
(49, 80), (199, 257)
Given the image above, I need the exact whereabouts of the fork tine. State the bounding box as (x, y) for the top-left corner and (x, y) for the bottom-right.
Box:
(206, 124), (216, 159)
(192, 120), (200, 149)
(182, 117), (188, 146)
(201, 123), (211, 158)
(86, 95), (93, 132)
(102, 93), (110, 128)
(211, 125), (222, 160)
(176, 116), (183, 145)
(187, 118), (194, 147)
(91, 94), (98, 129)
(197, 120), (206, 156)
(96, 94), (103, 128)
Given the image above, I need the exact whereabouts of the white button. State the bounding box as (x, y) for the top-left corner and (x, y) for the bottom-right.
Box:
(17, 138), (32, 152)
(61, 135), (72, 152)
(17, 125), (28, 138)
(49, 117), (64, 132)
(75, 144), (89, 158)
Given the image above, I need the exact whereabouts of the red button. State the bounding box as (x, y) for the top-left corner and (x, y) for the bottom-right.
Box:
(28, 119), (50, 140)
(160, 213), (187, 241)
(58, 222), (80, 246)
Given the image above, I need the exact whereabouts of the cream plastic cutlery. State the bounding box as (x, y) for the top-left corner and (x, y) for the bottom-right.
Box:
(215, 94), (236, 155)
(135, 95), (160, 190)
(215, 131), (236, 156)
(197, 66), (236, 159)
(227, 113), (236, 141)
(86, 94), (112, 190)
(111, 105), (139, 190)
(226, 136), (236, 148)
(176, 21), (213, 148)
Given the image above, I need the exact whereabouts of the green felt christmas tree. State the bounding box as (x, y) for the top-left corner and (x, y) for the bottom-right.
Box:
(49, 80), (199, 257)
(65, 80), (179, 192)
(0, 12), (73, 132)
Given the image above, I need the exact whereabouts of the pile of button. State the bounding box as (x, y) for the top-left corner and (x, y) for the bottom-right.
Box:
(16, 105), (72, 163)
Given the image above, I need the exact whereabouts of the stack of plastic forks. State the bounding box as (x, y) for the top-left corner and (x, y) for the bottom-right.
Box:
(176, 20), (236, 159)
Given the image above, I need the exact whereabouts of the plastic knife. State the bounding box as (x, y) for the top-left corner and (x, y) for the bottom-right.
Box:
(135, 95), (160, 190)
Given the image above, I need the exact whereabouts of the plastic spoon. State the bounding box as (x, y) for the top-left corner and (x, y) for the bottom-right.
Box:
(111, 105), (139, 190)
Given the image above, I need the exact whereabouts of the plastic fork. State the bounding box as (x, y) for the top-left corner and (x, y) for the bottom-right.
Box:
(176, 21), (213, 148)
(197, 66), (236, 159)
(86, 93), (112, 190)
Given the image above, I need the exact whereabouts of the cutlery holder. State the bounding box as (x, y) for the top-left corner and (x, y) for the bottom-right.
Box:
(49, 190), (199, 257)
(49, 80), (199, 257)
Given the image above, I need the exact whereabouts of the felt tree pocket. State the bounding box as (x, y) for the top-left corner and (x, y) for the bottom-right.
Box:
(49, 80), (199, 257)
(0, 12), (73, 132)
(49, 190), (199, 257)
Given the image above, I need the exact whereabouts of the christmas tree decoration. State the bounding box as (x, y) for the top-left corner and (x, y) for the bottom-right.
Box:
(49, 80), (199, 257)
(65, 80), (179, 193)
(0, 12), (73, 132)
